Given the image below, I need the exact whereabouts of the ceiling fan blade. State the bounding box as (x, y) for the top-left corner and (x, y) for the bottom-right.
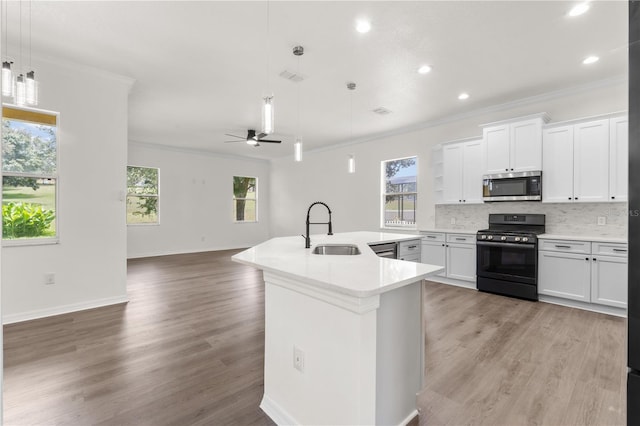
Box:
(258, 139), (281, 143)
(224, 133), (245, 139)
(223, 140), (245, 143)
(256, 132), (268, 139)
(254, 143), (261, 147)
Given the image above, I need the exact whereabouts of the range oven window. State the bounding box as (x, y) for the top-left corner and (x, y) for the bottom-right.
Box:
(477, 242), (537, 284)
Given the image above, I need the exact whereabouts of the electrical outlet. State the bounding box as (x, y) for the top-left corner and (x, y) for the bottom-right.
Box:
(450, 218), (456, 225)
(293, 345), (305, 372)
(44, 273), (55, 285)
(597, 216), (606, 226)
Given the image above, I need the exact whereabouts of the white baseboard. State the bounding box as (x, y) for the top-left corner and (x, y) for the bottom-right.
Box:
(127, 244), (253, 259)
(424, 276), (476, 290)
(3, 295), (129, 324)
(260, 394), (300, 426)
(399, 409), (419, 426)
(539, 295), (627, 318)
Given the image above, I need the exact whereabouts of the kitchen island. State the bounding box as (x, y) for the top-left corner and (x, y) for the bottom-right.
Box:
(232, 231), (443, 425)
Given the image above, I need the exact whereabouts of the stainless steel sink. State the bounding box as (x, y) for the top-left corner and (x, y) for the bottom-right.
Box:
(312, 244), (361, 255)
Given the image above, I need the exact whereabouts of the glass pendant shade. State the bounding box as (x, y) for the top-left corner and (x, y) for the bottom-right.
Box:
(15, 73), (26, 105)
(262, 96), (274, 135)
(2, 61), (14, 97)
(294, 139), (303, 162)
(25, 70), (38, 105)
(348, 154), (356, 174)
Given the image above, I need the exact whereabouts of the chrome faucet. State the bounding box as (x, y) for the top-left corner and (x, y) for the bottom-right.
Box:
(304, 201), (333, 248)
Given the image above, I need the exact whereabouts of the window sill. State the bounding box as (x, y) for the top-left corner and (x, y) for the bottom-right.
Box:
(234, 220), (259, 224)
(3, 237), (59, 247)
(127, 222), (160, 226)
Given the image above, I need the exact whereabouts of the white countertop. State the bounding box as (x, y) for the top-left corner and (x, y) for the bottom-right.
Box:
(420, 228), (478, 234)
(538, 234), (627, 244)
(231, 231), (443, 298)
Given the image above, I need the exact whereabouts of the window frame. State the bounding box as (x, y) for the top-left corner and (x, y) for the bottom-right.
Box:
(233, 175), (258, 223)
(126, 165), (160, 226)
(2, 104), (60, 246)
(381, 156), (418, 230)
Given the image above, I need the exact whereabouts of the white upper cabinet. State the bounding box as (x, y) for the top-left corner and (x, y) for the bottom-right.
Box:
(573, 119), (610, 202)
(442, 139), (483, 204)
(609, 116), (629, 202)
(483, 114), (547, 174)
(543, 114), (625, 203)
(542, 125), (574, 202)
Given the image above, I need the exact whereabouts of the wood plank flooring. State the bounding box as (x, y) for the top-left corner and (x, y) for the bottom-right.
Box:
(3, 250), (626, 425)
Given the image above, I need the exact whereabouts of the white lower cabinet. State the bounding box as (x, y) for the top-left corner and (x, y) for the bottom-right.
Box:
(538, 239), (627, 309)
(398, 239), (421, 262)
(421, 232), (476, 283)
(538, 250), (591, 301)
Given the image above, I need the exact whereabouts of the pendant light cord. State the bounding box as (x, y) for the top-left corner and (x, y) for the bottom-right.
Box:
(266, 0), (270, 96)
(28, 0), (31, 69)
(3, 0), (8, 58)
(19, 0), (22, 72)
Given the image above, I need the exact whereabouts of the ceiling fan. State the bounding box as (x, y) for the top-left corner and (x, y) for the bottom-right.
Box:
(224, 129), (282, 147)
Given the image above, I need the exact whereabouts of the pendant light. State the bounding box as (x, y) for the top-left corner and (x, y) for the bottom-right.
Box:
(261, 0), (274, 135)
(347, 82), (356, 174)
(1, 0), (14, 97)
(293, 45), (304, 162)
(25, 0), (37, 105)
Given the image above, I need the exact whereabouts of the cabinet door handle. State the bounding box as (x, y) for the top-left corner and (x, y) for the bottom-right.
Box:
(510, 168), (514, 171)
(585, 257), (589, 261)
(575, 197), (579, 200)
(612, 196), (616, 200)
(463, 200), (466, 202)
(593, 258), (597, 261)
(505, 168), (509, 172)
(442, 244), (445, 247)
(408, 245), (417, 249)
(568, 197), (572, 200)
(555, 245), (572, 249)
(426, 235), (437, 239)
(455, 238), (466, 241)
(613, 248), (627, 252)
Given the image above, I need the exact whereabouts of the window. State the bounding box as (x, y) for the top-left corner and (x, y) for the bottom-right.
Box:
(382, 156), (417, 228)
(233, 176), (257, 222)
(127, 166), (159, 224)
(2, 106), (58, 242)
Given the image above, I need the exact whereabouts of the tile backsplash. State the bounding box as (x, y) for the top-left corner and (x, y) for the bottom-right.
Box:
(435, 202), (628, 238)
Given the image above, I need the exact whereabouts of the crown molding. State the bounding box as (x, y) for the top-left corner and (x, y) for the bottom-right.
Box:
(129, 140), (271, 164)
(294, 75), (628, 158)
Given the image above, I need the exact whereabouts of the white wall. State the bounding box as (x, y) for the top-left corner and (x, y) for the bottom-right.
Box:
(270, 79), (628, 237)
(127, 143), (271, 258)
(1, 58), (132, 323)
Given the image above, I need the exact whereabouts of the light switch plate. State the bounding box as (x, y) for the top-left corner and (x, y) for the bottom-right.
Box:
(450, 218), (456, 225)
(597, 216), (606, 226)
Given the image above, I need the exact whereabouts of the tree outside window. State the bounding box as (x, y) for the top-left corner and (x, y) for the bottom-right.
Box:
(127, 166), (159, 224)
(382, 157), (417, 228)
(233, 176), (257, 222)
(2, 106), (58, 241)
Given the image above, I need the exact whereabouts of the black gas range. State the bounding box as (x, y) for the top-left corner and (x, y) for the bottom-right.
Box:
(476, 214), (545, 301)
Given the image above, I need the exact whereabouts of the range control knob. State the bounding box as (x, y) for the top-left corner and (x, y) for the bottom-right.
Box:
(487, 235), (493, 240)
(522, 237), (529, 242)
(500, 236), (507, 241)
(514, 237), (521, 242)
(481, 235), (487, 240)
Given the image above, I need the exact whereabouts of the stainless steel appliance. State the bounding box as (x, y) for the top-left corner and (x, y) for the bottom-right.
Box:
(369, 242), (397, 259)
(476, 214), (545, 301)
(628, 3), (639, 422)
(482, 171), (542, 202)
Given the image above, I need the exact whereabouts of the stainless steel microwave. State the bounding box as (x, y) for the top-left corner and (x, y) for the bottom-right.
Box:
(482, 171), (542, 202)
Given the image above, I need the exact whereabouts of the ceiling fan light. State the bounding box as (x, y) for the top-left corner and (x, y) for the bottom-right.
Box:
(348, 154), (356, 174)
(25, 70), (38, 105)
(246, 138), (259, 146)
(15, 74), (26, 106)
(262, 96), (274, 135)
(294, 139), (303, 162)
(2, 61), (14, 97)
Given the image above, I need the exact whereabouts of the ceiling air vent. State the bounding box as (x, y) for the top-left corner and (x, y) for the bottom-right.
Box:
(372, 107), (392, 115)
(279, 70), (306, 83)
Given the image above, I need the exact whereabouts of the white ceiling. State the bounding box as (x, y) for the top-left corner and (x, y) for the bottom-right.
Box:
(2, 1), (629, 160)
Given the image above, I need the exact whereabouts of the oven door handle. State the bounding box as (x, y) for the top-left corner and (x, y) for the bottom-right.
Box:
(476, 241), (536, 249)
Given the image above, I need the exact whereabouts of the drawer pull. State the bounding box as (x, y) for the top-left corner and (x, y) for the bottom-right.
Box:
(408, 245), (417, 249)
(455, 238), (467, 241)
(554, 245), (572, 249)
(613, 249), (627, 253)
(426, 236), (437, 239)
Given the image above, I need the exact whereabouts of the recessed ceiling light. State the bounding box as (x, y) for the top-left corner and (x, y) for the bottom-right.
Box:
(458, 92), (470, 100)
(356, 20), (371, 33)
(568, 2), (590, 17)
(583, 55), (599, 65)
(417, 65), (432, 74)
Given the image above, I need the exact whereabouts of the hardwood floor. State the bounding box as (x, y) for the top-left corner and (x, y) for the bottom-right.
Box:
(3, 250), (626, 425)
